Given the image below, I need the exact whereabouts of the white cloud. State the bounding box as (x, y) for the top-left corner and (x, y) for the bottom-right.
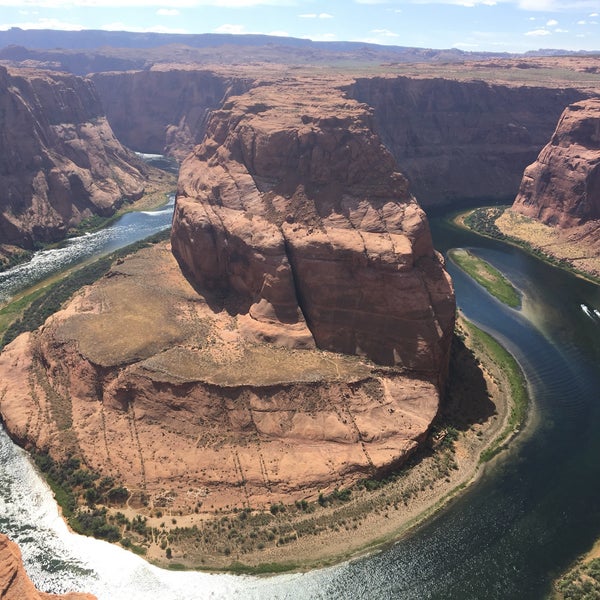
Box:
(370, 27), (399, 37)
(157, 8), (179, 15)
(577, 19), (586, 24)
(267, 29), (290, 36)
(302, 32), (337, 41)
(0, 17), (84, 30)
(452, 41), (480, 47)
(554, 27), (569, 31)
(525, 28), (551, 35)
(591, 12), (599, 16)
(299, 12), (333, 19)
(101, 21), (187, 32)
(213, 23), (246, 34)
(546, 18), (558, 25)
(0, 0), (293, 6)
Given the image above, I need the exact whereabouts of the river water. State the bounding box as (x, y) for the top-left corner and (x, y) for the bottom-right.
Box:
(1, 209), (599, 599)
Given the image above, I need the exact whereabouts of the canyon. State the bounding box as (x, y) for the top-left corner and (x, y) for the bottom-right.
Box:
(494, 97), (600, 278)
(0, 31), (599, 578)
(0, 66), (155, 260)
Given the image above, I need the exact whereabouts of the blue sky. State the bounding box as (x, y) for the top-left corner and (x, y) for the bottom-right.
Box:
(0, 0), (598, 53)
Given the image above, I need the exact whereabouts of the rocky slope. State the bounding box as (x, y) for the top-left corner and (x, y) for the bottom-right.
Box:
(172, 78), (455, 376)
(512, 98), (600, 227)
(347, 76), (588, 206)
(0, 534), (95, 600)
(0, 66), (149, 250)
(0, 241), (443, 512)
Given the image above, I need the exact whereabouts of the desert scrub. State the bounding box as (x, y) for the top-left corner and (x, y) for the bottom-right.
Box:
(448, 248), (520, 308)
(0, 229), (170, 349)
(555, 557), (600, 599)
(32, 452), (130, 543)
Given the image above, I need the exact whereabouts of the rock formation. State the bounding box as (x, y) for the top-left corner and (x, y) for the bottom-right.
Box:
(91, 68), (252, 159)
(347, 76), (587, 206)
(0, 77), (454, 514)
(0, 242), (443, 511)
(0, 66), (149, 250)
(172, 79), (455, 375)
(0, 533), (96, 600)
(512, 98), (600, 227)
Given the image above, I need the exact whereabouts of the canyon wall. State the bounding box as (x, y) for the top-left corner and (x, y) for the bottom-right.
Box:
(91, 68), (252, 159)
(171, 78), (455, 377)
(0, 66), (149, 249)
(347, 76), (588, 206)
(512, 98), (600, 227)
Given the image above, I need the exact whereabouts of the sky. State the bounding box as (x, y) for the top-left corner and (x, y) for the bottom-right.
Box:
(0, 0), (598, 54)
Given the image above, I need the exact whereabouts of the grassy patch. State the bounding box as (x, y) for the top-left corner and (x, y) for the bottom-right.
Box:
(0, 229), (170, 350)
(555, 557), (600, 599)
(449, 248), (520, 308)
(462, 207), (600, 286)
(461, 322), (528, 463)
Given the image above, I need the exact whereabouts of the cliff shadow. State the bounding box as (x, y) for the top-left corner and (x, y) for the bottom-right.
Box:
(441, 333), (496, 431)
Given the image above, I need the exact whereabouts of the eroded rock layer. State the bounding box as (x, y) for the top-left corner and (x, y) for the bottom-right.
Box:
(0, 534), (96, 600)
(172, 79), (455, 376)
(512, 98), (600, 227)
(0, 66), (148, 248)
(91, 68), (253, 160)
(0, 242), (441, 510)
(347, 76), (587, 206)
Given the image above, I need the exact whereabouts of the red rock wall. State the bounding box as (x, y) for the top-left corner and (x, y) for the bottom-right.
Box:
(512, 98), (600, 227)
(0, 534), (96, 600)
(172, 82), (455, 378)
(0, 66), (149, 248)
(347, 76), (588, 206)
(91, 69), (252, 159)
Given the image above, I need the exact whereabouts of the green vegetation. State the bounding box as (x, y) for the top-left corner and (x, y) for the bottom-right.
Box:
(556, 557), (600, 599)
(463, 206), (600, 286)
(448, 247), (521, 308)
(462, 322), (528, 463)
(0, 229), (170, 349)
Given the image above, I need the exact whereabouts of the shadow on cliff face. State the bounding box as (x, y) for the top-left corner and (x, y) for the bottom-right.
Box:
(442, 333), (496, 431)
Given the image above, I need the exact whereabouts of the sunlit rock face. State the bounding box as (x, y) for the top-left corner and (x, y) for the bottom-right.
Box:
(512, 98), (600, 227)
(171, 79), (455, 376)
(0, 66), (148, 249)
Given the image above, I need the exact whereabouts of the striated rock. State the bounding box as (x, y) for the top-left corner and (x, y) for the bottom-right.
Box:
(347, 76), (587, 206)
(0, 533), (96, 600)
(172, 79), (455, 376)
(0, 242), (442, 510)
(0, 66), (149, 249)
(91, 68), (252, 159)
(512, 98), (600, 227)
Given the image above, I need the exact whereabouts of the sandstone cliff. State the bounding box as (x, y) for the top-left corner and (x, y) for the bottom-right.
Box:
(91, 68), (252, 159)
(512, 98), (600, 227)
(347, 76), (587, 206)
(0, 66), (149, 249)
(171, 79), (455, 375)
(0, 534), (96, 600)
(0, 241), (442, 511)
(0, 77), (454, 515)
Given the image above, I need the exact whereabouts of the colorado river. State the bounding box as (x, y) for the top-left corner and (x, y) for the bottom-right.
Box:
(1, 207), (600, 599)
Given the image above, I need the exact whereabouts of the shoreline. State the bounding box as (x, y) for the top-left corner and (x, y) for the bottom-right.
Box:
(453, 207), (600, 286)
(137, 313), (528, 574)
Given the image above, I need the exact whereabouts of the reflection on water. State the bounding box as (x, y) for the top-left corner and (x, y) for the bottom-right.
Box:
(0, 211), (599, 598)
